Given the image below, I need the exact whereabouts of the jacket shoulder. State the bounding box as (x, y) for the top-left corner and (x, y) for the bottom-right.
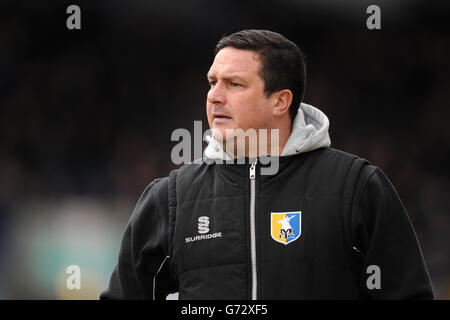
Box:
(316, 147), (369, 163)
(130, 176), (171, 225)
(306, 147), (373, 177)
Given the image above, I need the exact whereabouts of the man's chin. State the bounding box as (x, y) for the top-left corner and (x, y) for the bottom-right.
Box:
(211, 127), (235, 143)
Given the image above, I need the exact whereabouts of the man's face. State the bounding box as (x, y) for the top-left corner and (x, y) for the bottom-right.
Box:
(206, 47), (274, 143)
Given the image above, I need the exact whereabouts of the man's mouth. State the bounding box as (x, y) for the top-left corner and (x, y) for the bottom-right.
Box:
(213, 114), (232, 123)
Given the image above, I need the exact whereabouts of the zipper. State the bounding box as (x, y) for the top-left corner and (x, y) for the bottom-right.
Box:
(249, 158), (258, 300)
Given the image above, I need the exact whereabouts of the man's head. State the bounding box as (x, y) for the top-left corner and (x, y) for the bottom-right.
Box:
(206, 29), (306, 148)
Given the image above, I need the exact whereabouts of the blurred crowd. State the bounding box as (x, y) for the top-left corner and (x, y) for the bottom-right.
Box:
(0, 1), (449, 299)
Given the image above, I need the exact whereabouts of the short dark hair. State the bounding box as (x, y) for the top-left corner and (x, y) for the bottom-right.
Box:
(215, 29), (306, 122)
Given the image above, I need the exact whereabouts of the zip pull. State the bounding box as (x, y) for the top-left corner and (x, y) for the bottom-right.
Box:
(249, 159), (258, 180)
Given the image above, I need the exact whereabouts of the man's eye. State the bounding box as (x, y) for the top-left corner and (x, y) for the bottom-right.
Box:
(209, 81), (217, 86)
(230, 82), (241, 87)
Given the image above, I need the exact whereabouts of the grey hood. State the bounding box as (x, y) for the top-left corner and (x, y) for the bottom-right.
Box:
(204, 102), (331, 160)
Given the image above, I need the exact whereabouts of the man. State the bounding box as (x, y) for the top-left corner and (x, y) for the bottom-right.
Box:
(100, 30), (433, 299)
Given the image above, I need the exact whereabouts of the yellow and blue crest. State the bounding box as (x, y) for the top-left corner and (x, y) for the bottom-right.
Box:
(271, 211), (302, 245)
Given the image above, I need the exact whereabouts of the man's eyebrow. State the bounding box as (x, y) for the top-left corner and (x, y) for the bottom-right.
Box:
(223, 75), (246, 82)
(206, 72), (246, 82)
(206, 71), (215, 80)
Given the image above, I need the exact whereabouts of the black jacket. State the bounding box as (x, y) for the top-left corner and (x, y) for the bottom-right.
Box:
(100, 147), (433, 300)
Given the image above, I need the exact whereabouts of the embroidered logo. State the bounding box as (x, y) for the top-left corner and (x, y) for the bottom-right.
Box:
(197, 216), (210, 234)
(271, 211), (302, 245)
(185, 216), (222, 243)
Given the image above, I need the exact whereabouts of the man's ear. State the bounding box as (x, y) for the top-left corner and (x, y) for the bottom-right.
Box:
(272, 89), (293, 117)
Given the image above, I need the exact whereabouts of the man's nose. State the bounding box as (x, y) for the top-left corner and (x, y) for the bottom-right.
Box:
(207, 82), (226, 105)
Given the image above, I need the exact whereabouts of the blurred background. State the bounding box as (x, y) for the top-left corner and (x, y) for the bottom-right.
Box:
(0, 0), (449, 299)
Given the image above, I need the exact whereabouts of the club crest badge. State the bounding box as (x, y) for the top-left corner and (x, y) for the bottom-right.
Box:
(271, 211), (301, 245)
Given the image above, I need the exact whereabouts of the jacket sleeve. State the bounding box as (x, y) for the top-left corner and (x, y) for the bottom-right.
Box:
(100, 178), (178, 300)
(352, 166), (434, 299)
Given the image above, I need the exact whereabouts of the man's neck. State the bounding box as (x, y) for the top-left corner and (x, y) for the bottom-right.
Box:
(223, 121), (292, 158)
